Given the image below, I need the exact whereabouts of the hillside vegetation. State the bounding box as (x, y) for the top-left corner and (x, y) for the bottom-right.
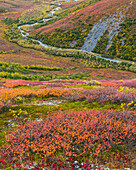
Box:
(0, 0), (136, 169)
(31, 0), (136, 61)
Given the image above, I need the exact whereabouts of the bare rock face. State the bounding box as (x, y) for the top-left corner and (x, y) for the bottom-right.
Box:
(69, 40), (77, 47)
(80, 12), (124, 52)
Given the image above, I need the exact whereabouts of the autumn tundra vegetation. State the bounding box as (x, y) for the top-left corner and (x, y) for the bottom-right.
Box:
(0, 0), (136, 169)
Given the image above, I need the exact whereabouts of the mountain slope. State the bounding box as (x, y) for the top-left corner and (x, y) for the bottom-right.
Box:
(32, 0), (136, 61)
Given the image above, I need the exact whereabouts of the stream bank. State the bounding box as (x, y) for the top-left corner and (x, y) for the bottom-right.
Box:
(18, 1), (133, 64)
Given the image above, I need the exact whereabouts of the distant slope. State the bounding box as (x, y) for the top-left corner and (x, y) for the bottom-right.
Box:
(32, 0), (136, 61)
(0, 0), (35, 14)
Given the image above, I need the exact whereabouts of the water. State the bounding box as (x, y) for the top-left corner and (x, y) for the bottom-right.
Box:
(18, 3), (129, 64)
(93, 54), (122, 63)
(26, 100), (65, 106)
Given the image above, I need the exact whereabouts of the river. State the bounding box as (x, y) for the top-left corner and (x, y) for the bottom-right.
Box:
(18, 3), (129, 64)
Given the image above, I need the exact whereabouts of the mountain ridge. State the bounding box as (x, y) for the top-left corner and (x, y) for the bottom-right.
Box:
(29, 0), (135, 61)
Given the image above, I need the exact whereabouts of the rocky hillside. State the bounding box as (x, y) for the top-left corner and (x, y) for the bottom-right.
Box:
(32, 0), (136, 61)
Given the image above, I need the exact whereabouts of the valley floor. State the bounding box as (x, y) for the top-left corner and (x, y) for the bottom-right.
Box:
(0, 0), (136, 169)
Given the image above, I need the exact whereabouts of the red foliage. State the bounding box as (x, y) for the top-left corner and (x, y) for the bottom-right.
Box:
(66, 86), (136, 105)
(102, 79), (136, 88)
(1, 109), (135, 168)
(4, 79), (45, 88)
(33, 0), (133, 34)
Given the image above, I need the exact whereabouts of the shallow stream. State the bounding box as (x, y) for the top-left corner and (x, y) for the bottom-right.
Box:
(18, 1), (130, 64)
